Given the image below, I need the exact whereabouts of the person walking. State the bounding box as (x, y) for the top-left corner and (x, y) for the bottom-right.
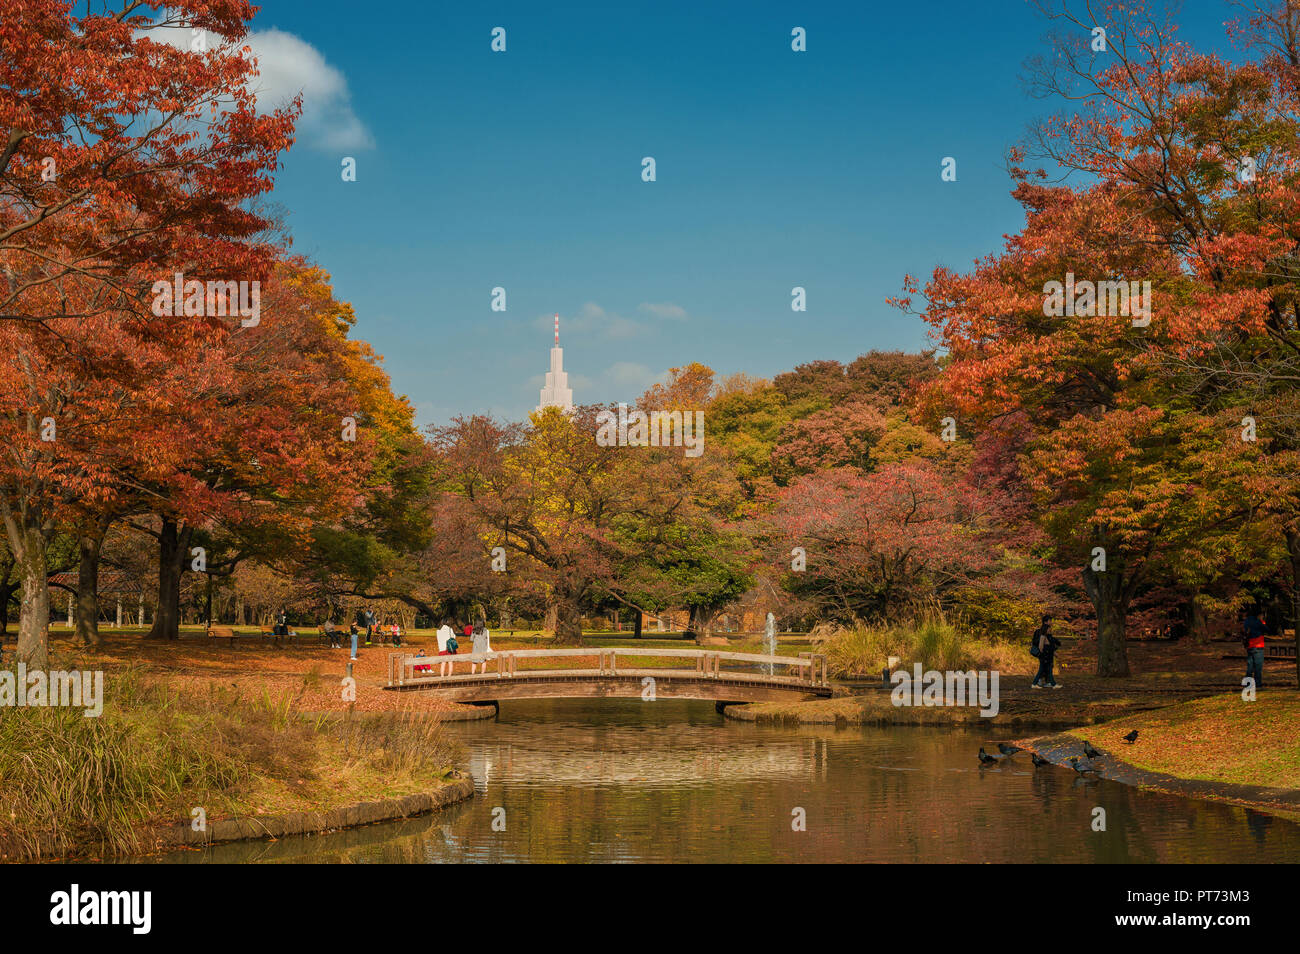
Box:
(1242, 608), (1268, 690)
(1030, 614), (1062, 689)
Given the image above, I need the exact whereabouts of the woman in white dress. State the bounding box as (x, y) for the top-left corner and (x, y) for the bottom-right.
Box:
(435, 619), (457, 676)
(470, 622), (493, 673)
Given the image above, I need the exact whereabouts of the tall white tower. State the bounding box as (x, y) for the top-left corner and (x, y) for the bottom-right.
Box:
(537, 313), (574, 412)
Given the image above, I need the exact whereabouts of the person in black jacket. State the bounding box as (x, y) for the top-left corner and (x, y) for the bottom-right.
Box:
(1030, 614), (1062, 689)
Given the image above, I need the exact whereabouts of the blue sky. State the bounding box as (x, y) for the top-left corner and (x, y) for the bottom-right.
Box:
(247, 0), (1239, 426)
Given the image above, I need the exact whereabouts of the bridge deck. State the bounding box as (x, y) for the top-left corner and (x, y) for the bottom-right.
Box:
(384, 648), (833, 704)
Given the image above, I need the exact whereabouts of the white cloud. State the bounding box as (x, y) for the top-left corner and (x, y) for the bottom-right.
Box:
(533, 303), (641, 340)
(147, 24), (374, 151)
(534, 301), (690, 342)
(566, 362), (669, 401)
(607, 361), (671, 392)
(638, 302), (688, 320)
(244, 29), (374, 151)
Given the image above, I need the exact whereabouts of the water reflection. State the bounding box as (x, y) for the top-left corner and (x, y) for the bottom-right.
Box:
(138, 699), (1300, 864)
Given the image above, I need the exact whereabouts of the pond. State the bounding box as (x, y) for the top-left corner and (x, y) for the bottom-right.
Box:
(138, 699), (1300, 863)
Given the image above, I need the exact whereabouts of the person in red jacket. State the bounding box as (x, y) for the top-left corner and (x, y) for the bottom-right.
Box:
(1242, 609), (1268, 690)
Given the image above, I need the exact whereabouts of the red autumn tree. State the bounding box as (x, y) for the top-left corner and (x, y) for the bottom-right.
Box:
(0, 2), (299, 665)
(773, 459), (1030, 622)
(131, 260), (373, 640)
(901, 0), (1300, 675)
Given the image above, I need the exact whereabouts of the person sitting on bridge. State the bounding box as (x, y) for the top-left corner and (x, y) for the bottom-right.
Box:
(412, 647), (432, 673)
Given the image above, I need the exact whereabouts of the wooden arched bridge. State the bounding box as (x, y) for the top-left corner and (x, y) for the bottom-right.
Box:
(384, 647), (833, 705)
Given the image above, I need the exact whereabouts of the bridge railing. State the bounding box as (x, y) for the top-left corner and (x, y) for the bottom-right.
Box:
(386, 646), (830, 689)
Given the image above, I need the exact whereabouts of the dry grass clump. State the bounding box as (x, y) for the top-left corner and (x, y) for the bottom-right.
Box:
(0, 665), (460, 860)
(821, 611), (1033, 678)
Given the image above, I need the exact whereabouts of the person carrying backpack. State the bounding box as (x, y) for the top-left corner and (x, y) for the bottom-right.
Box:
(435, 619), (459, 677)
(1030, 614), (1062, 689)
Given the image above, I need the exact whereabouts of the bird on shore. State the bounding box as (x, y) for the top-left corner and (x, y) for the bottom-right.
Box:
(1083, 742), (1102, 759)
(1123, 730), (1139, 744)
(978, 747), (998, 765)
(1030, 752), (1049, 767)
(1068, 756), (1097, 775)
(998, 742), (1022, 756)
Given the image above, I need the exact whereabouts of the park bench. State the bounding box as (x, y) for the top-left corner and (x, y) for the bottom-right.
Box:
(206, 625), (241, 647)
(259, 625), (309, 647)
(1220, 637), (1298, 661)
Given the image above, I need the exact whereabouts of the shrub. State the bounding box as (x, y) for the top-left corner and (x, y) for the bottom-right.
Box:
(948, 587), (1043, 642)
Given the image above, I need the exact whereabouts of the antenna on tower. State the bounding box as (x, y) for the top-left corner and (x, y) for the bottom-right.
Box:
(554, 313), (560, 347)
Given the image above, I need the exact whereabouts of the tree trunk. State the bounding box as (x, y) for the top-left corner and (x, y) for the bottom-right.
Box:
(1, 501), (51, 670)
(543, 602), (558, 637)
(11, 527), (50, 669)
(1285, 528), (1300, 686)
(1082, 563), (1131, 677)
(1188, 597), (1207, 642)
(146, 517), (191, 640)
(550, 585), (584, 645)
(633, 611), (643, 639)
(75, 521), (108, 650)
(688, 605), (714, 644)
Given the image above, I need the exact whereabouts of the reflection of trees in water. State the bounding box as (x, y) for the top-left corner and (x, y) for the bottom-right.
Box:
(128, 716), (1300, 863)
(132, 814), (443, 864)
(467, 739), (815, 786)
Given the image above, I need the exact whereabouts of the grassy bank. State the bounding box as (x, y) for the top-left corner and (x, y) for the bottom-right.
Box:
(0, 664), (464, 861)
(1066, 692), (1300, 790)
(726, 686), (1188, 728)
